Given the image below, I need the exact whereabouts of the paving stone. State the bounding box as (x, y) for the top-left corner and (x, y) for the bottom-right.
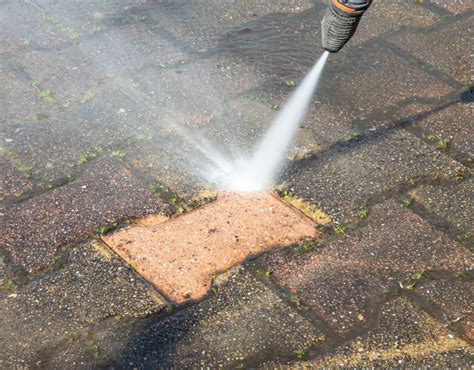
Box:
(318, 45), (455, 116)
(415, 277), (474, 341)
(103, 192), (318, 304)
(141, 0), (313, 52)
(428, 0), (473, 14)
(270, 299), (472, 367)
(258, 199), (473, 335)
(0, 86), (154, 180)
(410, 179), (473, 234)
(1, 159), (169, 272)
(390, 15), (474, 85)
(352, 0), (440, 45)
(11, 45), (107, 106)
(0, 1), (71, 53)
(407, 102), (473, 161)
(0, 239), (165, 369)
(282, 130), (465, 222)
(0, 157), (33, 199)
(0, 65), (52, 123)
(41, 267), (324, 368)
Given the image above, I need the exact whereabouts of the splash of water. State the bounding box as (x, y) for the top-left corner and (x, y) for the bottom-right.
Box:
(206, 51), (329, 191)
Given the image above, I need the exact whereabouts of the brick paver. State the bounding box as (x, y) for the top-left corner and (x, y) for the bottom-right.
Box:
(103, 192), (318, 303)
(1, 159), (169, 272)
(258, 200), (472, 335)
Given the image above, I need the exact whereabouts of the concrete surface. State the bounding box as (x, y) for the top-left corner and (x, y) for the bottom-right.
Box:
(0, 0), (472, 367)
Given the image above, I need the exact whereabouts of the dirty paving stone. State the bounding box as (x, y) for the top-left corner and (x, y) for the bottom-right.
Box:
(1, 158), (170, 272)
(0, 239), (165, 369)
(282, 129), (466, 223)
(41, 267), (324, 368)
(0, 0), (72, 53)
(410, 178), (473, 234)
(414, 277), (474, 342)
(142, 0), (313, 52)
(269, 299), (472, 368)
(0, 156), (33, 199)
(405, 101), (473, 162)
(389, 14), (474, 85)
(0, 86), (155, 181)
(428, 0), (473, 14)
(258, 199), (473, 335)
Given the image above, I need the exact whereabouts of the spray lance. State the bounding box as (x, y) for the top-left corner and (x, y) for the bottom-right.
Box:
(322, 0), (372, 52)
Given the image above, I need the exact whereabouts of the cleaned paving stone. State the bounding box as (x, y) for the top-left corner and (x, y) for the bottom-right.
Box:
(0, 157), (33, 199)
(410, 178), (473, 234)
(0, 239), (165, 369)
(42, 267), (324, 368)
(415, 277), (474, 341)
(282, 130), (465, 222)
(390, 15), (474, 85)
(271, 299), (472, 367)
(258, 200), (473, 335)
(103, 192), (318, 304)
(1, 159), (169, 272)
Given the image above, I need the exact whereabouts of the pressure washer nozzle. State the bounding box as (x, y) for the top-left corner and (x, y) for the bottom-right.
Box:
(322, 0), (372, 53)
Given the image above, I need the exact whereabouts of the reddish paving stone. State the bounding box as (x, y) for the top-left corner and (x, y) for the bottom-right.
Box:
(410, 179), (473, 234)
(390, 15), (474, 85)
(415, 278), (474, 341)
(258, 200), (473, 335)
(271, 299), (472, 367)
(0, 157), (33, 199)
(0, 159), (169, 272)
(103, 192), (318, 304)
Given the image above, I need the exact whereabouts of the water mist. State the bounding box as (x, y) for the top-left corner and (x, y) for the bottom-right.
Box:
(206, 51), (330, 192)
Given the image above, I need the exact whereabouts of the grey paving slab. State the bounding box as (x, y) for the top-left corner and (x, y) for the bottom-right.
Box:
(269, 299), (472, 368)
(408, 102), (473, 161)
(416, 277), (474, 342)
(0, 156), (33, 199)
(281, 130), (465, 222)
(0, 239), (165, 369)
(352, 0), (440, 46)
(0, 86), (156, 181)
(258, 199), (473, 335)
(39, 267), (324, 368)
(390, 15), (474, 85)
(1, 158), (169, 272)
(0, 0), (71, 53)
(428, 0), (473, 14)
(410, 178), (473, 234)
(140, 0), (313, 53)
(0, 64), (53, 123)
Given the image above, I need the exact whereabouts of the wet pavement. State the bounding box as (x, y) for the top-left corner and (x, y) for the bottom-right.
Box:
(1, 0), (473, 368)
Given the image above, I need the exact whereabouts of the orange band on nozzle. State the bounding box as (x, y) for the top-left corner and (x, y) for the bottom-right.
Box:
(332, 0), (357, 13)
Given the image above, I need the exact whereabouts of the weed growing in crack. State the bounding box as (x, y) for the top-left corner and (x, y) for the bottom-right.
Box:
(89, 342), (100, 359)
(424, 134), (438, 142)
(111, 150), (125, 159)
(357, 208), (368, 218)
(294, 349), (306, 359)
(455, 174), (464, 184)
(435, 139), (450, 150)
(333, 226), (345, 235)
(403, 198), (413, 207)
